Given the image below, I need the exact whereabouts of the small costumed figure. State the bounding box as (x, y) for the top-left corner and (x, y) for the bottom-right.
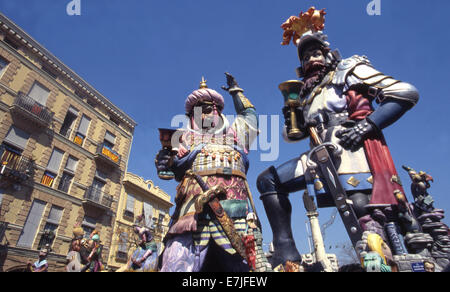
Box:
(155, 73), (261, 272)
(256, 7), (420, 270)
(28, 246), (49, 272)
(66, 225), (85, 272)
(85, 231), (103, 272)
(129, 215), (159, 271)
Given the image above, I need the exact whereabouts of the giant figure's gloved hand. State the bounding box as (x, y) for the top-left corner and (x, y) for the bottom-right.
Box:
(282, 106), (306, 140)
(154, 149), (173, 173)
(335, 119), (375, 151)
(221, 72), (241, 92)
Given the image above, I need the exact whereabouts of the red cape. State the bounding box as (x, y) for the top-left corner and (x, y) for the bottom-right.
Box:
(346, 90), (405, 206)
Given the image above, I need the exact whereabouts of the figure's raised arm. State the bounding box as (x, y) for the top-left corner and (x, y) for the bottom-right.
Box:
(222, 72), (258, 150)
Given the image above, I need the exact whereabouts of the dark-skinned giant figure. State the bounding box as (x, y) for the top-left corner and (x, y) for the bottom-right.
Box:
(256, 7), (421, 271)
(155, 73), (264, 272)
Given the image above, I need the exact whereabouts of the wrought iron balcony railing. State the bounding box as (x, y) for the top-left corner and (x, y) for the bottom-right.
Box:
(94, 143), (121, 167)
(83, 186), (113, 210)
(0, 147), (34, 182)
(11, 92), (54, 127)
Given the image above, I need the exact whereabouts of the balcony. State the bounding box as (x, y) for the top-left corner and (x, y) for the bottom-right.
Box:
(10, 92), (54, 128)
(0, 147), (34, 183)
(94, 143), (121, 168)
(82, 186), (113, 211)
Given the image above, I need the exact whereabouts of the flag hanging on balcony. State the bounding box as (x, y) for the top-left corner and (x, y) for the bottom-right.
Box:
(41, 171), (55, 187)
(74, 133), (84, 146)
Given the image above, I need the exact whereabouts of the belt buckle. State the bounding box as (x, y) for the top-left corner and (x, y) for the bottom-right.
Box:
(223, 167), (232, 175)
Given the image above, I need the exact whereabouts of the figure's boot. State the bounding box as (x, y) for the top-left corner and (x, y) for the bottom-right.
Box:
(261, 193), (302, 268)
(257, 167), (302, 269)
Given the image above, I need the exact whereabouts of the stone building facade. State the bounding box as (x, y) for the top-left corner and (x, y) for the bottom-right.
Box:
(0, 13), (136, 272)
(107, 173), (173, 271)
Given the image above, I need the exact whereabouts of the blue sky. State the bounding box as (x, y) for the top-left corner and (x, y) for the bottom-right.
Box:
(1, 0), (450, 261)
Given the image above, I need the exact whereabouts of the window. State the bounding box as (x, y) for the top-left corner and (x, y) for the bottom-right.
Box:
(143, 201), (153, 228)
(1, 126), (30, 168)
(65, 155), (78, 173)
(17, 199), (46, 248)
(57, 172), (73, 193)
(37, 206), (63, 250)
(92, 178), (105, 190)
(118, 232), (128, 252)
(57, 156), (78, 193)
(156, 212), (167, 232)
(116, 231), (129, 262)
(103, 131), (116, 149)
(74, 115), (90, 146)
(2, 126), (30, 151)
(41, 148), (64, 187)
(88, 175), (106, 203)
(124, 193), (135, 219)
(59, 107), (79, 139)
(27, 82), (50, 106)
(0, 57), (9, 77)
(81, 216), (97, 238)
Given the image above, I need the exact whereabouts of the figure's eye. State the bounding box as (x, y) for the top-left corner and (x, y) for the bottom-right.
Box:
(201, 105), (214, 114)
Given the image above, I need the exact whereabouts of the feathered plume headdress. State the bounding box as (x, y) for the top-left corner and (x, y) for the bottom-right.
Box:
(281, 7), (326, 46)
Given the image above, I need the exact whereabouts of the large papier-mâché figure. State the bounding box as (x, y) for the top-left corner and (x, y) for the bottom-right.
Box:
(155, 74), (260, 272)
(257, 7), (420, 270)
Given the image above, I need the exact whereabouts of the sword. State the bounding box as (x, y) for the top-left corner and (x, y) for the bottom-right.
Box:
(185, 170), (249, 263)
(306, 120), (364, 248)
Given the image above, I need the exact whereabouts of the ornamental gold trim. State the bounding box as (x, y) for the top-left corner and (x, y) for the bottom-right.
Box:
(347, 176), (360, 187)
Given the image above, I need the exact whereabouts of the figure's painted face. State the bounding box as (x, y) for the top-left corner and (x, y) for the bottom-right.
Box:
(191, 102), (223, 132)
(302, 46), (326, 73)
(424, 262), (435, 272)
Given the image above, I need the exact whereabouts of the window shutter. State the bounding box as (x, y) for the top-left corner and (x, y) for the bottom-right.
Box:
(104, 131), (116, 145)
(17, 199), (46, 248)
(3, 126), (30, 150)
(28, 82), (50, 105)
(65, 156), (78, 173)
(118, 232), (128, 253)
(77, 115), (91, 136)
(46, 148), (64, 173)
(47, 206), (63, 225)
(125, 194), (135, 213)
(143, 201), (153, 228)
